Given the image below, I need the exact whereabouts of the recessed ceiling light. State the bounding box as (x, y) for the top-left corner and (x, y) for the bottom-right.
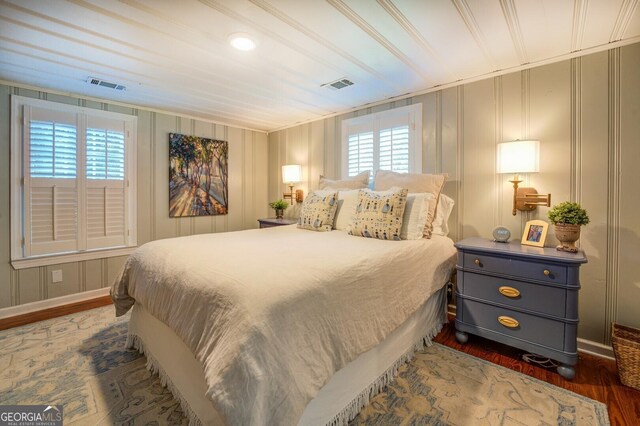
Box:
(229, 33), (256, 51)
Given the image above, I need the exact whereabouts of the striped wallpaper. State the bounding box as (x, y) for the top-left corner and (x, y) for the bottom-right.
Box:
(268, 43), (640, 345)
(0, 85), (269, 310)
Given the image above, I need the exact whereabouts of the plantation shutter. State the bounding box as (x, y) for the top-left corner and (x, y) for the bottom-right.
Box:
(85, 116), (128, 250)
(347, 130), (374, 179)
(11, 96), (137, 264)
(342, 105), (420, 180)
(378, 112), (410, 174)
(24, 106), (79, 256)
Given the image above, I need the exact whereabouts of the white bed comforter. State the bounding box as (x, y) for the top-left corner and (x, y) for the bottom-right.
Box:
(111, 226), (456, 426)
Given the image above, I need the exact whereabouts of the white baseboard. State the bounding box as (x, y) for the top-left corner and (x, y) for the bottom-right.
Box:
(577, 338), (615, 360)
(446, 306), (615, 361)
(0, 288), (110, 320)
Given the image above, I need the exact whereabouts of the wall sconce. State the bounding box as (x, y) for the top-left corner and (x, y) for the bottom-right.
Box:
(282, 164), (304, 204)
(497, 140), (551, 216)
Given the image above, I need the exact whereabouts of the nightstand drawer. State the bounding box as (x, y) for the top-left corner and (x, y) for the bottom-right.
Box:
(459, 272), (567, 317)
(460, 299), (566, 351)
(463, 252), (567, 284)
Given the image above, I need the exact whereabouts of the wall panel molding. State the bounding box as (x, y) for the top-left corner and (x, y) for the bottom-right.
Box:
(150, 112), (157, 240)
(252, 132), (258, 229)
(521, 69), (530, 138)
(9, 270), (16, 306)
(224, 125), (230, 231)
(494, 76), (503, 227)
(101, 259), (109, 294)
(79, 262), (85, 292)
(520, 67), (531, 230)
(456, 85), (464, 241)
(435, 91), (442, 174)
(241, 129), (247, 230)
(571, 57), (582, 203)
(605, 48), (621, 344)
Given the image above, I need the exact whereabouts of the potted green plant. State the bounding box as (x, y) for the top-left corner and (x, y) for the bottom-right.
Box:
(269, 199), (289, 219)
(547, 201), (590, 252)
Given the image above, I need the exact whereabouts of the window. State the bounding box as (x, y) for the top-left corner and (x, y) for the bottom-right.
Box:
(341, 104), (422, 180)
(11, 96), (137, 266)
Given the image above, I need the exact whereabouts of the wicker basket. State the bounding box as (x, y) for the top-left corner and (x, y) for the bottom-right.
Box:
(612, 323), (640, 390)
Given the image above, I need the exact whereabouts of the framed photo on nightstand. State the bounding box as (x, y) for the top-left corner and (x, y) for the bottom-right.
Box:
(521, 220), (548, 247)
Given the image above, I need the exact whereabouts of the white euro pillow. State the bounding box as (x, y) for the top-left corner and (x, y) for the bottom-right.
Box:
(401, 193), (431, 240)
(432, 193), (455, 236)
(319, 171), (369, 190)
(310, 188), (360, 230)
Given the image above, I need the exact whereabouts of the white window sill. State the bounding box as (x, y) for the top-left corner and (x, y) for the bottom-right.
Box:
(11, 246), (137, 270)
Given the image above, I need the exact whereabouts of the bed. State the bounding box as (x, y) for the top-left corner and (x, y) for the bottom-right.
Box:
(111, 224), (456, 425)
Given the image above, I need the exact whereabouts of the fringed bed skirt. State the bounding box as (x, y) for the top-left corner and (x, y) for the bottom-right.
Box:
(126, 287), (447, 426)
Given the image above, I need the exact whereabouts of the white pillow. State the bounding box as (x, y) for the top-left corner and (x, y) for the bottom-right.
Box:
(310, 188), (360, 230)
(334, 189), (360, 231)
(319, 171), (369, 190)
(401, 193), (431, 240)
(374, 170), (448, 237)
(432, 194), (455, 236)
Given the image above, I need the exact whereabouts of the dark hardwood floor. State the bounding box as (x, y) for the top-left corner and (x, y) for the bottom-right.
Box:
(0, 295), (113, 331)
(434, 318), (640, 426)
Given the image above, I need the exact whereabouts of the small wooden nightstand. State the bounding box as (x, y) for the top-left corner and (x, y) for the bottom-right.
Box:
(257, 218), (297, 229)
(454, 237), (587, 380)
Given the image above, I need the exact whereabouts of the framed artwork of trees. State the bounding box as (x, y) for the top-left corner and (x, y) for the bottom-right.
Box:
(169, 133), (228, 217)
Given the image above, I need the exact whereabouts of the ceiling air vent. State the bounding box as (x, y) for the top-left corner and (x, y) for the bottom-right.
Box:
(87, 77), (126, 91)
(322, 78), (354, 90)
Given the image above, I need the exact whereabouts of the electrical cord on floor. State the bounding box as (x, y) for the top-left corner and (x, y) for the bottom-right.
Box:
(522, 353), (559, 369)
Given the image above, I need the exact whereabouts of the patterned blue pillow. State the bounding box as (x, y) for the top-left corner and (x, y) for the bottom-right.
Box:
(297, 192), (338, 232)
(348, 188), (408, 240)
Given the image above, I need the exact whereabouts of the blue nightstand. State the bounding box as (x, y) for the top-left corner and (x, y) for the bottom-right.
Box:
(454, 237), (587, 380)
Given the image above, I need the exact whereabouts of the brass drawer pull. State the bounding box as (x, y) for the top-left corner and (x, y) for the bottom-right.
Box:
(543, 269), (551, 276)
(498, 316), (520, 328)
(474, 259), (481, 266)
(498, 286), (521, 298)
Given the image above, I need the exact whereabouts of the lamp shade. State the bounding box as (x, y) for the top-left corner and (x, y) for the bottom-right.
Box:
(496, 140), (540, 174)
(282, 164), (302, 183)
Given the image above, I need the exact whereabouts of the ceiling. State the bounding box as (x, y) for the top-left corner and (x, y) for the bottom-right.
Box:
(1, 0), (639, 132)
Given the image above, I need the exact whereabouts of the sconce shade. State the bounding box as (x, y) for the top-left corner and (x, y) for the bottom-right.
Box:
(497, 140), (540, 174)
(282, 164), (302, 184)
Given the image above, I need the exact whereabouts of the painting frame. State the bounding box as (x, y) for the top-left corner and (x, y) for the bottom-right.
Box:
(521, 219), (548, 247)
(169, 132), (228, 218)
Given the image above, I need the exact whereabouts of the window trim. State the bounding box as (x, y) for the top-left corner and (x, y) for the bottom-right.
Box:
(10, 246), (138, 270)
(341, 104), (422, 179)
(10, 95), (138, 267)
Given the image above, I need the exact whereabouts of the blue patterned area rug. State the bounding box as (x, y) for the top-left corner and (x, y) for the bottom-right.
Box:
(350, 344), (610, 426)
(0, 306), (609, 425)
